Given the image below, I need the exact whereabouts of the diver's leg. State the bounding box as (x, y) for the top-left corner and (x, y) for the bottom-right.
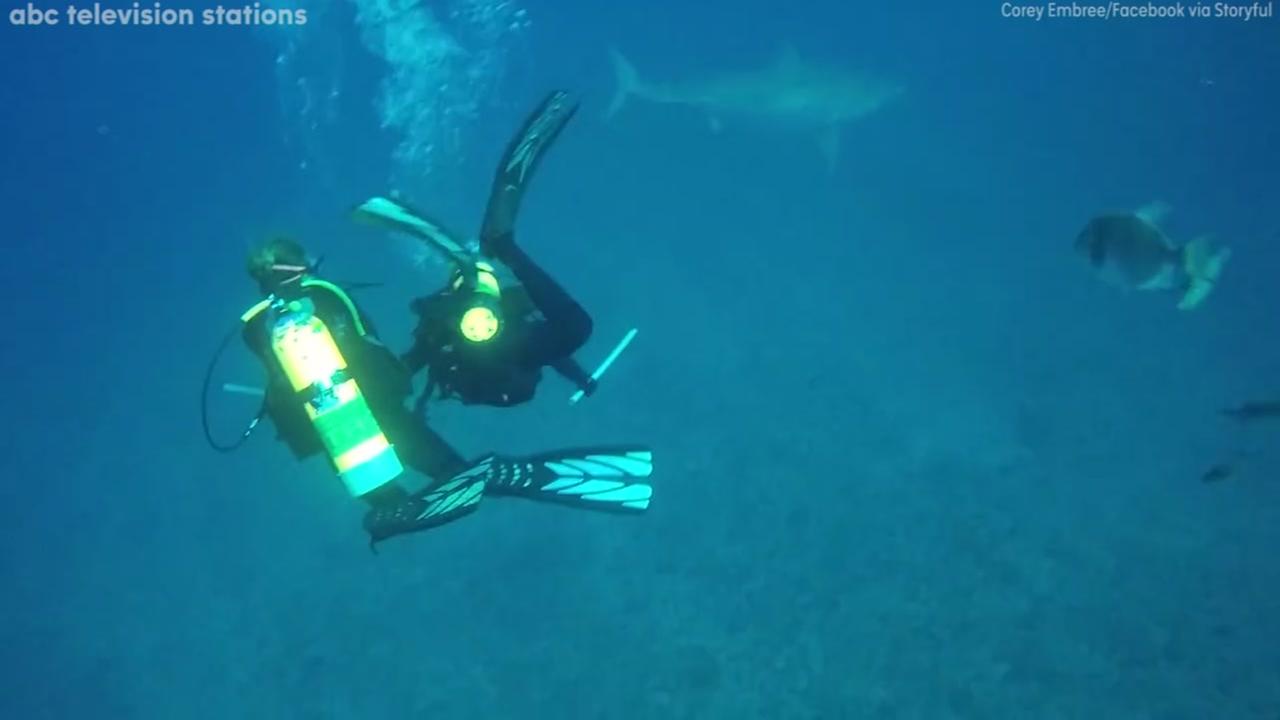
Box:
(379, 406), (469, 486)
(401, 424), (469, 486)
(362, 481), (410, 508)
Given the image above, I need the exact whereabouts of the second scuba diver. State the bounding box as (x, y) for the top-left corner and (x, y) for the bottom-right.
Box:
(355, 91), (603, 411)
(221, 237), (654, 547)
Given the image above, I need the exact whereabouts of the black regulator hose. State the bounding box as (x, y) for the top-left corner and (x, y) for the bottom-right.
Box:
(201, 323), (266, 453)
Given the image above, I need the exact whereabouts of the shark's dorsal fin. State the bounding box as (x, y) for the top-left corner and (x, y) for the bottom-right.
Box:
(1135, 200), (1171, 226)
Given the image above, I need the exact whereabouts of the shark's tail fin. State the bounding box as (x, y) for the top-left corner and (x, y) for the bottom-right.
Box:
(1177, 235), (1232, 310)
(606, 48), (640, 119)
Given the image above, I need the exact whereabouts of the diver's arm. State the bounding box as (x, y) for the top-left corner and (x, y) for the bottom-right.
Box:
(240, 316), (268, 359)
(550, 356), (597, 397)
(400, 298), (438, 376)
(504, 244), (593, 358)
(399, 334), (432, 376)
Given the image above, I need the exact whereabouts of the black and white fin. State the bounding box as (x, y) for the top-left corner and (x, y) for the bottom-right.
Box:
(482, 448), (654, 512)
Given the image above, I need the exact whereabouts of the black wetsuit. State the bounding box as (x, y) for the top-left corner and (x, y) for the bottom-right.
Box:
(227, 92), (656, 547)
(402, 235), (596, 408)
(242, 281), (468, 508)
(396, 90), (598, 409)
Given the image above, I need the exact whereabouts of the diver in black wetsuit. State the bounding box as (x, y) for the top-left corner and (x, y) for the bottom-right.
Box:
(365, 91), (599, 411)
(225, 236), (654, 547)
(400, 243), (596, 408)
(239, 239), (470, 519)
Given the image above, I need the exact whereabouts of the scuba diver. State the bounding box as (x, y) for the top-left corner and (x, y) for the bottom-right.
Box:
(212, 237), (655, 547)
(354, 91), (628, 412)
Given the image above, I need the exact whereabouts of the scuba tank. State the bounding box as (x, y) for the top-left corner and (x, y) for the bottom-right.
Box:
(267, 296), (404, 497)
(453, 260), (504, 343)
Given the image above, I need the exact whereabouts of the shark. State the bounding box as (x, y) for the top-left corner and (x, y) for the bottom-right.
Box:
(606, 45), (904, 171)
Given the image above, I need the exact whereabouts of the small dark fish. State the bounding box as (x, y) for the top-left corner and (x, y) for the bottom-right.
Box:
(1221, 401), (1280, 423)
(1200, 463), (1235, 484)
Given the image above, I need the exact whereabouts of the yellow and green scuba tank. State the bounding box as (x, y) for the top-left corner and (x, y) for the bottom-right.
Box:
(452, 260), (504, 343)
(242, 281), (404, 497)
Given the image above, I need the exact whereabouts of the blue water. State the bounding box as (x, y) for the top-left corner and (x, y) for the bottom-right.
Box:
(2, 1), (1278, 717)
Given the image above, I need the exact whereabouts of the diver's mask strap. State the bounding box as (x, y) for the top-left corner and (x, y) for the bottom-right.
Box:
(269, 263), (308, 287)
(268, 254), (324, 288)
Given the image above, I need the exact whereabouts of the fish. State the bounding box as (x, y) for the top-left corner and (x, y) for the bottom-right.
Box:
(1200, 463), (1235, 484)
(1221, 401), (1280, 423)
(1074, 202), (1232, 310)
(606, 45), (904, 171)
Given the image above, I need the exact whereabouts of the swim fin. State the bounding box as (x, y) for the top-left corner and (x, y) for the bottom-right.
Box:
(480, 90), (579, 253)
(363, 466), (489, 545)
(353, 196), (475, 268)
(363, 447), (654, 546)
(477, 447), (654, 512)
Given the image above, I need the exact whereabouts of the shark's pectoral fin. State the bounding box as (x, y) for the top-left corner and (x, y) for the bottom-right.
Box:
(817, 126), (841, 173)
(707, 115), (723, 134)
